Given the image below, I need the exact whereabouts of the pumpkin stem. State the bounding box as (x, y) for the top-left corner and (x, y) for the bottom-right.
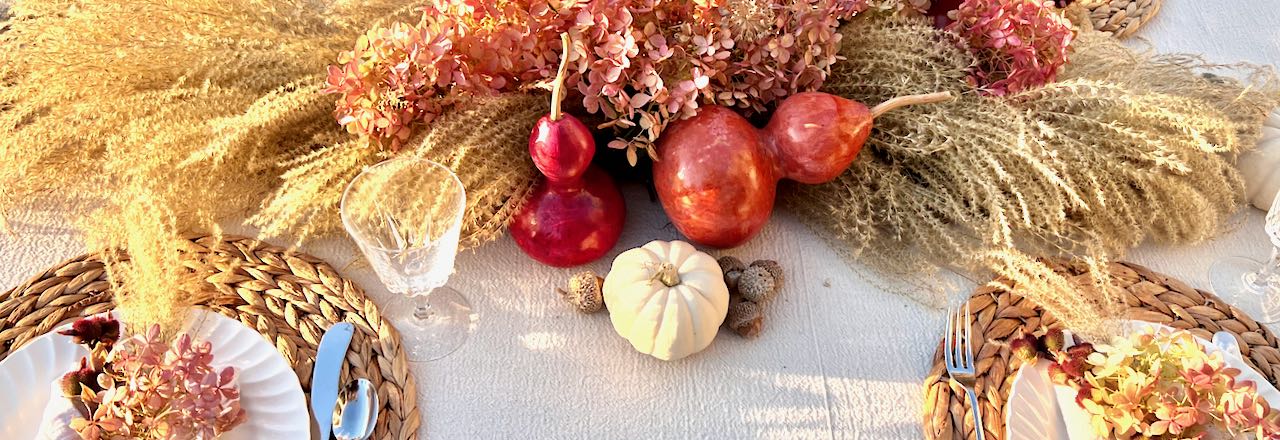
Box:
(655, 263), (681, 287)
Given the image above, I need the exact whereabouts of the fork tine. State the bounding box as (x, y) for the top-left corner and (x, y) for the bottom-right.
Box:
(944, 307), (954, 369)
(965, 301), (975, 370)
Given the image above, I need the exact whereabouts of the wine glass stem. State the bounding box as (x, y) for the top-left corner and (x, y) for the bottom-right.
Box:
(1249, 247), (1280, 291)
(406, 288), (436, 320)
(413, 304), (434, 320)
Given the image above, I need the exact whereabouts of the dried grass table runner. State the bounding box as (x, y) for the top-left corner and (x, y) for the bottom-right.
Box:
(923, 260), (1280, 439)
(0, 235), (419, 440)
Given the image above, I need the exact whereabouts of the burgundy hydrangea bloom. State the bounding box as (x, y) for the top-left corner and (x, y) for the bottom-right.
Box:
(945, 0), (1075, 95)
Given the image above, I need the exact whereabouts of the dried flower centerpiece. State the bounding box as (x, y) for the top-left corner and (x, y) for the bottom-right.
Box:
(1043, 328), (1280, 439)
(57, 316), (247, 440)
(323, 0), (876, 165)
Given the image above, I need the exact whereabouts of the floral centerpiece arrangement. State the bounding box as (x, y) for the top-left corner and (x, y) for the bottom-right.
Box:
(1019, 328), (1280, 439)
(55, 316), (247, 440)
(0, 0), (1277, 339)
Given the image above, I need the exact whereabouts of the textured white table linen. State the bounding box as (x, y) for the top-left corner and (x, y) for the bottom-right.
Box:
(2, 1), (1279, 438)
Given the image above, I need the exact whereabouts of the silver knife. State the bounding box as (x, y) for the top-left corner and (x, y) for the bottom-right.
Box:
(312, 322), (354, 440)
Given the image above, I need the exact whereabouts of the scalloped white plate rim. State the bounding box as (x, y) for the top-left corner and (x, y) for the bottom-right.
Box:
(1005, 321), (1280, 440)
(0, 310), (309, 439)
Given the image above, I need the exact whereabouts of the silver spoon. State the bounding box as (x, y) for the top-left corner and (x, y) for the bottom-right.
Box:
(332, 378), (378, 440)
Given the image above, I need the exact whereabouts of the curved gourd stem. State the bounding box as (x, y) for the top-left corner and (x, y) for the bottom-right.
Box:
(870, 91), (954, 118)
(550, 33), (572, 121)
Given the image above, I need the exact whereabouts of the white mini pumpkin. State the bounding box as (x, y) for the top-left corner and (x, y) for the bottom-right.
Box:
(603, 240), (730, 361)
(1241, 108), (1280, 210)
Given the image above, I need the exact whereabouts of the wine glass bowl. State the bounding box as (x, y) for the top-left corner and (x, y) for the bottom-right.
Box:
(1210, 194), (1280, 324)
(341, 158), (474, 362)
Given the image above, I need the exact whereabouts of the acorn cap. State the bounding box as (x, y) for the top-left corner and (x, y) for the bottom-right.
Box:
(738, 266), (778, 303)
(560, 271), (604, 313)
(717, 256), (746, 291)
(749, 260), (784, 289)
(725, 299), (764, 338)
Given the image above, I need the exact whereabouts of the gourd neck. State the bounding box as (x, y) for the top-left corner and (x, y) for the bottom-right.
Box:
(656, 263), (681, 287)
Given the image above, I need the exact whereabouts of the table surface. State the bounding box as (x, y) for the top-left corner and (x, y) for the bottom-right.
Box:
(3, 2), (1279, 439)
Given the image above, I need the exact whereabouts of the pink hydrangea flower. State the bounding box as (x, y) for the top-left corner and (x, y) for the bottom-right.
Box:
(945, 0), (1074, 95)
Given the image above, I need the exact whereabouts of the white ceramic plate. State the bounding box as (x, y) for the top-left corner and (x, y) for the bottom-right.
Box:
(0, 311), (309, 439)
(1006, 322), (1280, 440)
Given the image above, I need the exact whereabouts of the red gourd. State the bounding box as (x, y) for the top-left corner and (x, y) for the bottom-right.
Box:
(653, 91), (953, 248)
(510, 35), (626, 267)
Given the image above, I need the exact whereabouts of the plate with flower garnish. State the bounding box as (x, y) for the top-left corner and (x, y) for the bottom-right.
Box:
(1005, 322), (1280, 440)
(0, 310), (309, 439)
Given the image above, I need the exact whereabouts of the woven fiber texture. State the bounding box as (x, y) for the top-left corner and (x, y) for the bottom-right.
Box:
(0, 235), (419, 440)
(921, 260), (1280, 440)
(1085, 0), (1163, 38)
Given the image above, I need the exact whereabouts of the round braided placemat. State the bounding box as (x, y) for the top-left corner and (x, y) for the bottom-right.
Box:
(0, 235), (419, 440)
(922, 260), (1280, 439)
(1084, 0), (1163, 39)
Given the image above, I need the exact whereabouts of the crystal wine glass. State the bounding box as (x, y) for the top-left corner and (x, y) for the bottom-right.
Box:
(1210, 194), (1280, 324)
(341, 158), (474, 362)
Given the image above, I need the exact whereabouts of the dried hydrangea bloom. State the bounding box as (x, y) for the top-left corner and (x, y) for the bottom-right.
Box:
(69, 324), (247, 440)
(945, 0), (1074, 95)
(325, 0), (869, 162)
(1049, 328), (1280, 438)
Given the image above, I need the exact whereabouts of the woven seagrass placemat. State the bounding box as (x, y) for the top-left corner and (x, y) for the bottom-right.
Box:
(1085, 0), (1163, 39)
(0, 235), (419, 440)
(922, 260), (1280, 439)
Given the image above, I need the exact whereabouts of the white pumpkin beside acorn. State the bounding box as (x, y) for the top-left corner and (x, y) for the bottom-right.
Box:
(1241, 108), (1280, 210)
(603, 240), (730, 361)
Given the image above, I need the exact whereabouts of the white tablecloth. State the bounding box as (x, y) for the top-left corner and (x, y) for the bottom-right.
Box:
(2, 2), (1278, 438)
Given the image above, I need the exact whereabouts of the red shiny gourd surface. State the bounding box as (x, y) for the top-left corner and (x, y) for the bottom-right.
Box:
(653, 106), (778, 249)
(653, 91), (951, 248)
(510, 166), (626, 267)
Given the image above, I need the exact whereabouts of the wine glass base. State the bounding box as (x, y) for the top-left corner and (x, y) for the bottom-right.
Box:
(1210, 256), (1280, 324)
(384, 286), (477, 362)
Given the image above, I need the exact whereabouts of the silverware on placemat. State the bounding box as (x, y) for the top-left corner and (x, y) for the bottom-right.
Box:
(312, 322), (355, 440)
(333, 378), (379, 440)
(945, 303), (986, 440)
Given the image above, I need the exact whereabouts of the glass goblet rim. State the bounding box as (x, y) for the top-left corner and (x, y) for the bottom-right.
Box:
(339, 157), (467, 254)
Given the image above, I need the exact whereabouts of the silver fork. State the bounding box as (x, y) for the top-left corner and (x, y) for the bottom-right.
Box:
(944, 302), (986, 440)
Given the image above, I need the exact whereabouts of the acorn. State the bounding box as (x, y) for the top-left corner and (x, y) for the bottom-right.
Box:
(559, 271), (605, 313)
(717, 256), (746, 291)
(749, 259), (784, 289)
(725, 299), (764, 338)
(738, 265), (778, 303)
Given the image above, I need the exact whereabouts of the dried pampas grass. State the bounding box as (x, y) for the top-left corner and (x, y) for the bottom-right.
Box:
(0, 1), (542, 332)
(787, 17), (1279, 335)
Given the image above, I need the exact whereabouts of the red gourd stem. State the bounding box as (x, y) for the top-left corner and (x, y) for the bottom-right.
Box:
(550, 33), (572, 121)
(869, 91), (954, 118)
